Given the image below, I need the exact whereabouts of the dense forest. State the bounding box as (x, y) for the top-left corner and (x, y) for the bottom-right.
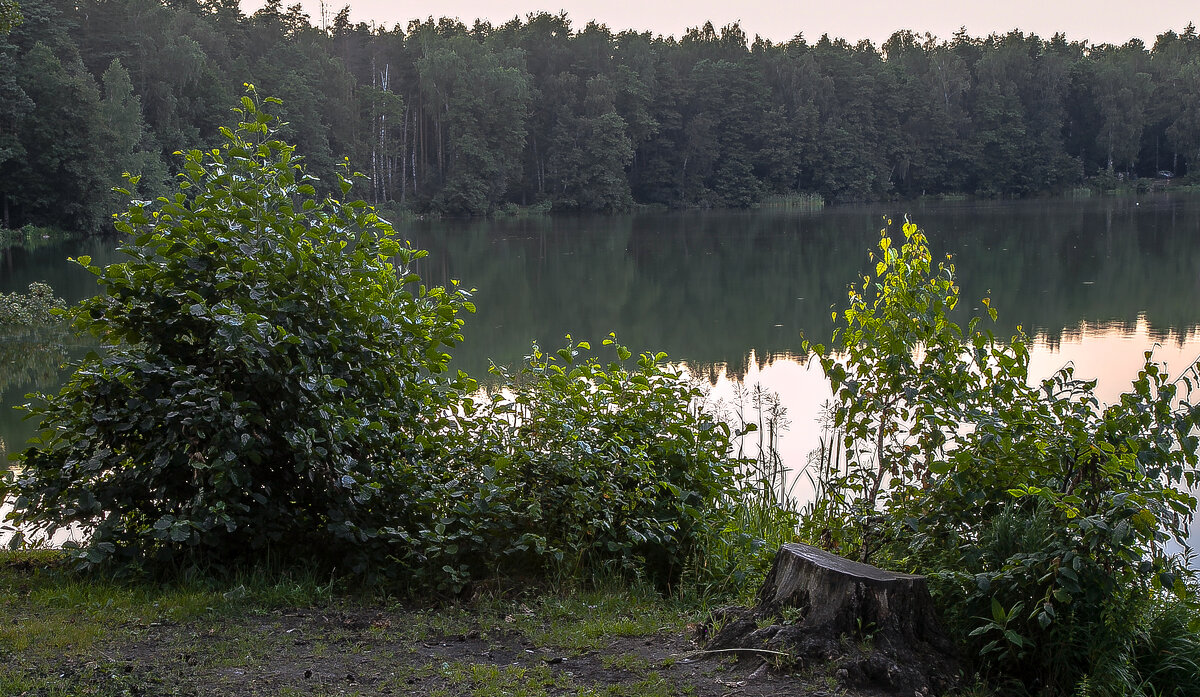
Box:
(2, 0), (1200, 232)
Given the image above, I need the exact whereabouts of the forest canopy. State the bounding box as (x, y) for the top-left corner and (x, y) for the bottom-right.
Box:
(1, 0), (1199, 231)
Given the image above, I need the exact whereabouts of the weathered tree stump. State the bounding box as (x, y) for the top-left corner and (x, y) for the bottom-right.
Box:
(706, 543), (959, 695)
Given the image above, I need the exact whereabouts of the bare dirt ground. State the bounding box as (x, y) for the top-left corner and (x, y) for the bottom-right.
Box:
(4, 591), (862, 697)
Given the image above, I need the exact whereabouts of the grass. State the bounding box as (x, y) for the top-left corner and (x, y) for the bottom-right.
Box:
(498, 587), (688, 650)
(0, 550), (776, 697)
(494, 200), (554, 217)
(917, 192), (971, 202)
(418, 663), (689, 697)
(423, 662), (574, 697)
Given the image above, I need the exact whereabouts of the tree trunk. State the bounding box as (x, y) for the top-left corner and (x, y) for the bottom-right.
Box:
(706, 543), (958, 696)
(756, 543), (940, 640)
(400, 103), (409, 206)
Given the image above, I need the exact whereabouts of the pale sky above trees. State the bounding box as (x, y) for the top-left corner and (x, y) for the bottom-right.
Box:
(244, 0), (1197, 45)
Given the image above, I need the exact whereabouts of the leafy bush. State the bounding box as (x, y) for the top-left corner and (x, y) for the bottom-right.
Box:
(391, 336), (765, 593)
(3, 89), (474, 571)
(2, 91), (793, 596)
(802, 220), (1200, 695)
(0, 282), (65, 327)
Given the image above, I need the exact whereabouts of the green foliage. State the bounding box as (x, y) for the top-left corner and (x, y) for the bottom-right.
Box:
(97, 58), (167, 205)
(5, 38), (111, 232)
(1124, 594), (1200, 697)
(0, 0), (19, 34)
(0, 281), (64, 326)
(417, 33), (532, 215)
(0, 224), (67, 250)
(388, 335), (766, 593)
(756, 192), (824, 211)
(5, 1), (1200, 231)
(2, 89), (474, 572)
(802, 220), (1200, 695)
(1, 93), (795, 596)
(9, 0), (1200, 233)
(696, 384), (800, 600)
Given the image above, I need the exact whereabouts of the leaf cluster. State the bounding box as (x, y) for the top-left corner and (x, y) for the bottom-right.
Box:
(493, 338), (739, 585)
(3, 89), (474, 573)
(367, 334), (753, 594)
(0, 282), (64, 327)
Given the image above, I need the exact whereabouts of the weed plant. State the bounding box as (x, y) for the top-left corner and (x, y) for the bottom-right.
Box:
(691, 382), (800, 601)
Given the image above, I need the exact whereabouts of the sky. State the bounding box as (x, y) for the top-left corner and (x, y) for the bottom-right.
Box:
(244, 0), (1198, 46)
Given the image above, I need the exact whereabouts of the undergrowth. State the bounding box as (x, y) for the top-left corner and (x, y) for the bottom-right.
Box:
(798, 220), (1200, 696)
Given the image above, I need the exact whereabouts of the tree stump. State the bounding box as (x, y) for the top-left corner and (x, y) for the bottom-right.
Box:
(706, 543), (959, 695)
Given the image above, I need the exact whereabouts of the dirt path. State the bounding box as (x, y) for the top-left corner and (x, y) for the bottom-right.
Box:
(4, 594), (856, 696)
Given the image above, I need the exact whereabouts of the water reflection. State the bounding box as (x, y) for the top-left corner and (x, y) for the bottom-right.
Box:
(0, 326), (92, 548)
(0, 327), (93, 464)
(6, 195), (1200, 384)
(400, 193), (1200, 381)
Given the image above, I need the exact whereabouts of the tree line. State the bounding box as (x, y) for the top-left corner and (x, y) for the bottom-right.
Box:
(2, 0), (1200, 232)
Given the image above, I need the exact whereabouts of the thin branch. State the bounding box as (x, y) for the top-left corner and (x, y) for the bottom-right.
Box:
(676, 647), (792, 659)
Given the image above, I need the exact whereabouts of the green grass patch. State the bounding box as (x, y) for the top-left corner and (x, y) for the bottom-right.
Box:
(0, 552), (751, 697)
(492, 585), (689, 650)
(423, 660), (687, 697)
(0, 662), (175, 697)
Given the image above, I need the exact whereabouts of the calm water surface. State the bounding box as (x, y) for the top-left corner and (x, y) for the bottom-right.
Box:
(4, 193), (1200, 546)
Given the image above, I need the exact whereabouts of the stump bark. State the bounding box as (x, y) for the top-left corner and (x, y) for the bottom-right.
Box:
(706, 543), (958, 695)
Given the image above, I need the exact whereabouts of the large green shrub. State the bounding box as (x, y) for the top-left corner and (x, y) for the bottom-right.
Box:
(1, 91), (790, 596)
(803, 220), (1200, 695)
(487, 337), (743, 586)
(2, 90), (473, 571)
(388, 336), (761, 593)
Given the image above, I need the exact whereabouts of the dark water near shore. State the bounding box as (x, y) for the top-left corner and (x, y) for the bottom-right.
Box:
(4, 192), (1200, 547)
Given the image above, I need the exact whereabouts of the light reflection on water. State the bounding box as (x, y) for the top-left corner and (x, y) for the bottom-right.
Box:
(701, 316), (1200, 472)
(0, 473), (86, 549)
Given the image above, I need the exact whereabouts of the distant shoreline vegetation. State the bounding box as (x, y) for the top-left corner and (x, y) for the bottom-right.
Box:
(1, 0), (1199, 232)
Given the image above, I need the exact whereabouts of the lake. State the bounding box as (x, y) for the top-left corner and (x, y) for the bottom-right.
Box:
(4, 192), (1200, 546)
